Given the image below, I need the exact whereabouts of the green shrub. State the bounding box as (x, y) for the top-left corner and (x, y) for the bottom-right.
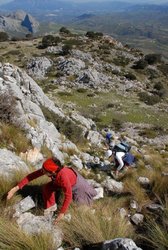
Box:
(0, 32), (8, 42)
(0, 92), (18, 124)
(138, 92), (161, 105)
(139, 128), (158, 139)
(132, 59), (148, 69)
(63, 39), (83, 46)
(154, 82), (164, 91)
(106, 103), (115, 109)
(76, 88), (87, 93)
(124, 72), (137, 80)
(59, 26), (71, 34)
(113, 56), (130, 67)
(99, 44), (111, 50)
(61, 44), (72, 55)
(86, 31), (103, 39)
(144, 53), (162, 65)
(111, 118), (123, 130)
(41, 35), (60, 48)
(158, 64), (168, 75)
(41, 106), (84, 144)
(57, 91), (73, 96)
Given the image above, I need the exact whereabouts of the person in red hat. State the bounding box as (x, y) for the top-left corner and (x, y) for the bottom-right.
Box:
(7, 157), (97, 224)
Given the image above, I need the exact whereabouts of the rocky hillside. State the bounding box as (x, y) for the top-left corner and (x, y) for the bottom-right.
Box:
(0, 10), (39, 36)
(0, 31), (168, 249)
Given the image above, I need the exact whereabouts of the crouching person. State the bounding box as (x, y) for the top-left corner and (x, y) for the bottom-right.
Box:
(105, 149), (135, 178)
(7, 157), (97, 224)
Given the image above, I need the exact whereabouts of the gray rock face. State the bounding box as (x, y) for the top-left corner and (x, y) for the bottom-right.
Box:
(0, 149), (29, 178)
(103, 238), (142, 250)
(131, 213), (144, 225)
(78, 68), (110, 87)
(21, 14), (39, 33)
(71, 49), (94, 63)
(0, 63), (74, 162)
(70, 155), (83, 170)
(102, 177), (124, 193)
(57, 57), (85, 76)
(46, 45), (62, 54)
(13, 196), (35, 217)
(137, 176), (150, 186)
(0, 11), (39, 34)
(27, 57), (53, 79)
(146, 203), (164, 212)
(16, 212), (63, 248)
(0, 62), (101, 161)
(83, 238), (142, 250)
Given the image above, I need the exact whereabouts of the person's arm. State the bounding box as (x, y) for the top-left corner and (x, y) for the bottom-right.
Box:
(7, 185), (19, 200)
(7, 169), (44, 200)
(54, 174), (73, 224)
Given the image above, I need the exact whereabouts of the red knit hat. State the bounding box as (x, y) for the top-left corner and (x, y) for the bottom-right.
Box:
(43, 158), (59, 172)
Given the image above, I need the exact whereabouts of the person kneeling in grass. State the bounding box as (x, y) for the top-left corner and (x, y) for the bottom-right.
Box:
(7, 157), (97, 224)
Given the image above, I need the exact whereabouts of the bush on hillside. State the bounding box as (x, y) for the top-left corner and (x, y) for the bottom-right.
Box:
(63, 39), (83, 47)
(59, 26), (71, 35)
(61, 44), (72, 55)
(0, 32), (8, 42)
(158, 63), (168, 75)
(41, 106), (84, 144)
(113, 56), (130, 67)
(154, 82), (164, 91)
(132, 59), (148, 70)
(144, 53), (162, 65)
(41, 35), (61, 49)
(111, 118), (123, 130)
(86, 31), (103, 39)
(0, 92), (18, 124)
(138, 92), (161, 105)
(124, 72), (137, 80)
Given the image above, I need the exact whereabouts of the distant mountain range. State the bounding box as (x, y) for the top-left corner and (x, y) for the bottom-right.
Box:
(1, 0), (168, 58)
(1, 0), (168, 22)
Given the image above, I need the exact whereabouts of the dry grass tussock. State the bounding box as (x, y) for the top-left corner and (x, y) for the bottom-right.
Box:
(0, 170), (29, 206)
(142, 199), (168, 250)
(143, 148), (165, 170)
(61, 198), (135, 248)
(0, 123), (31, 154)
(123, 177), (150, 208)
(0, 215), (56, 250)
(151, 172), (168, 201)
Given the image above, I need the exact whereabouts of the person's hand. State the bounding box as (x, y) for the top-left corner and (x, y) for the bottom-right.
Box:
(53, 213), (64, 225)
(7, 186), (19, 200)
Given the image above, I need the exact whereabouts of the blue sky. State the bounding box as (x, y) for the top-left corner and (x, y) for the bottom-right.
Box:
(0, 0), (167, 5)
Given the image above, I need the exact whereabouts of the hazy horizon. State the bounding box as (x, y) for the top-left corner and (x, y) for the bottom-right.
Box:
(0, 0), (168, 5)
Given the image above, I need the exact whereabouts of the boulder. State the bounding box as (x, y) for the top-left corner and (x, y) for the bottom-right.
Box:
(0, 149), (29, 178)
(102, 177), (124, 193)
(13, 196), (35, 217)
(16, 212), (63, 248)
(130, 213), (144, 225)
(83, 238), (142, 250)
(27, 57), (53, 78)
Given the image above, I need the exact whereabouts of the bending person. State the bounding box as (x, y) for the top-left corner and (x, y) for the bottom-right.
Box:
(7, 157), (97, 224)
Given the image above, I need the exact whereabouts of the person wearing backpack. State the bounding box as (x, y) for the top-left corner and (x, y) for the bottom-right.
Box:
(105, 142), (135, 177)
(7, 157), (97, 224)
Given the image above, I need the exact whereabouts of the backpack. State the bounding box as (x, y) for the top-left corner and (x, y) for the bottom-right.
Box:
(123, 153), (135, 165)
(113, 141), (131, 153)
